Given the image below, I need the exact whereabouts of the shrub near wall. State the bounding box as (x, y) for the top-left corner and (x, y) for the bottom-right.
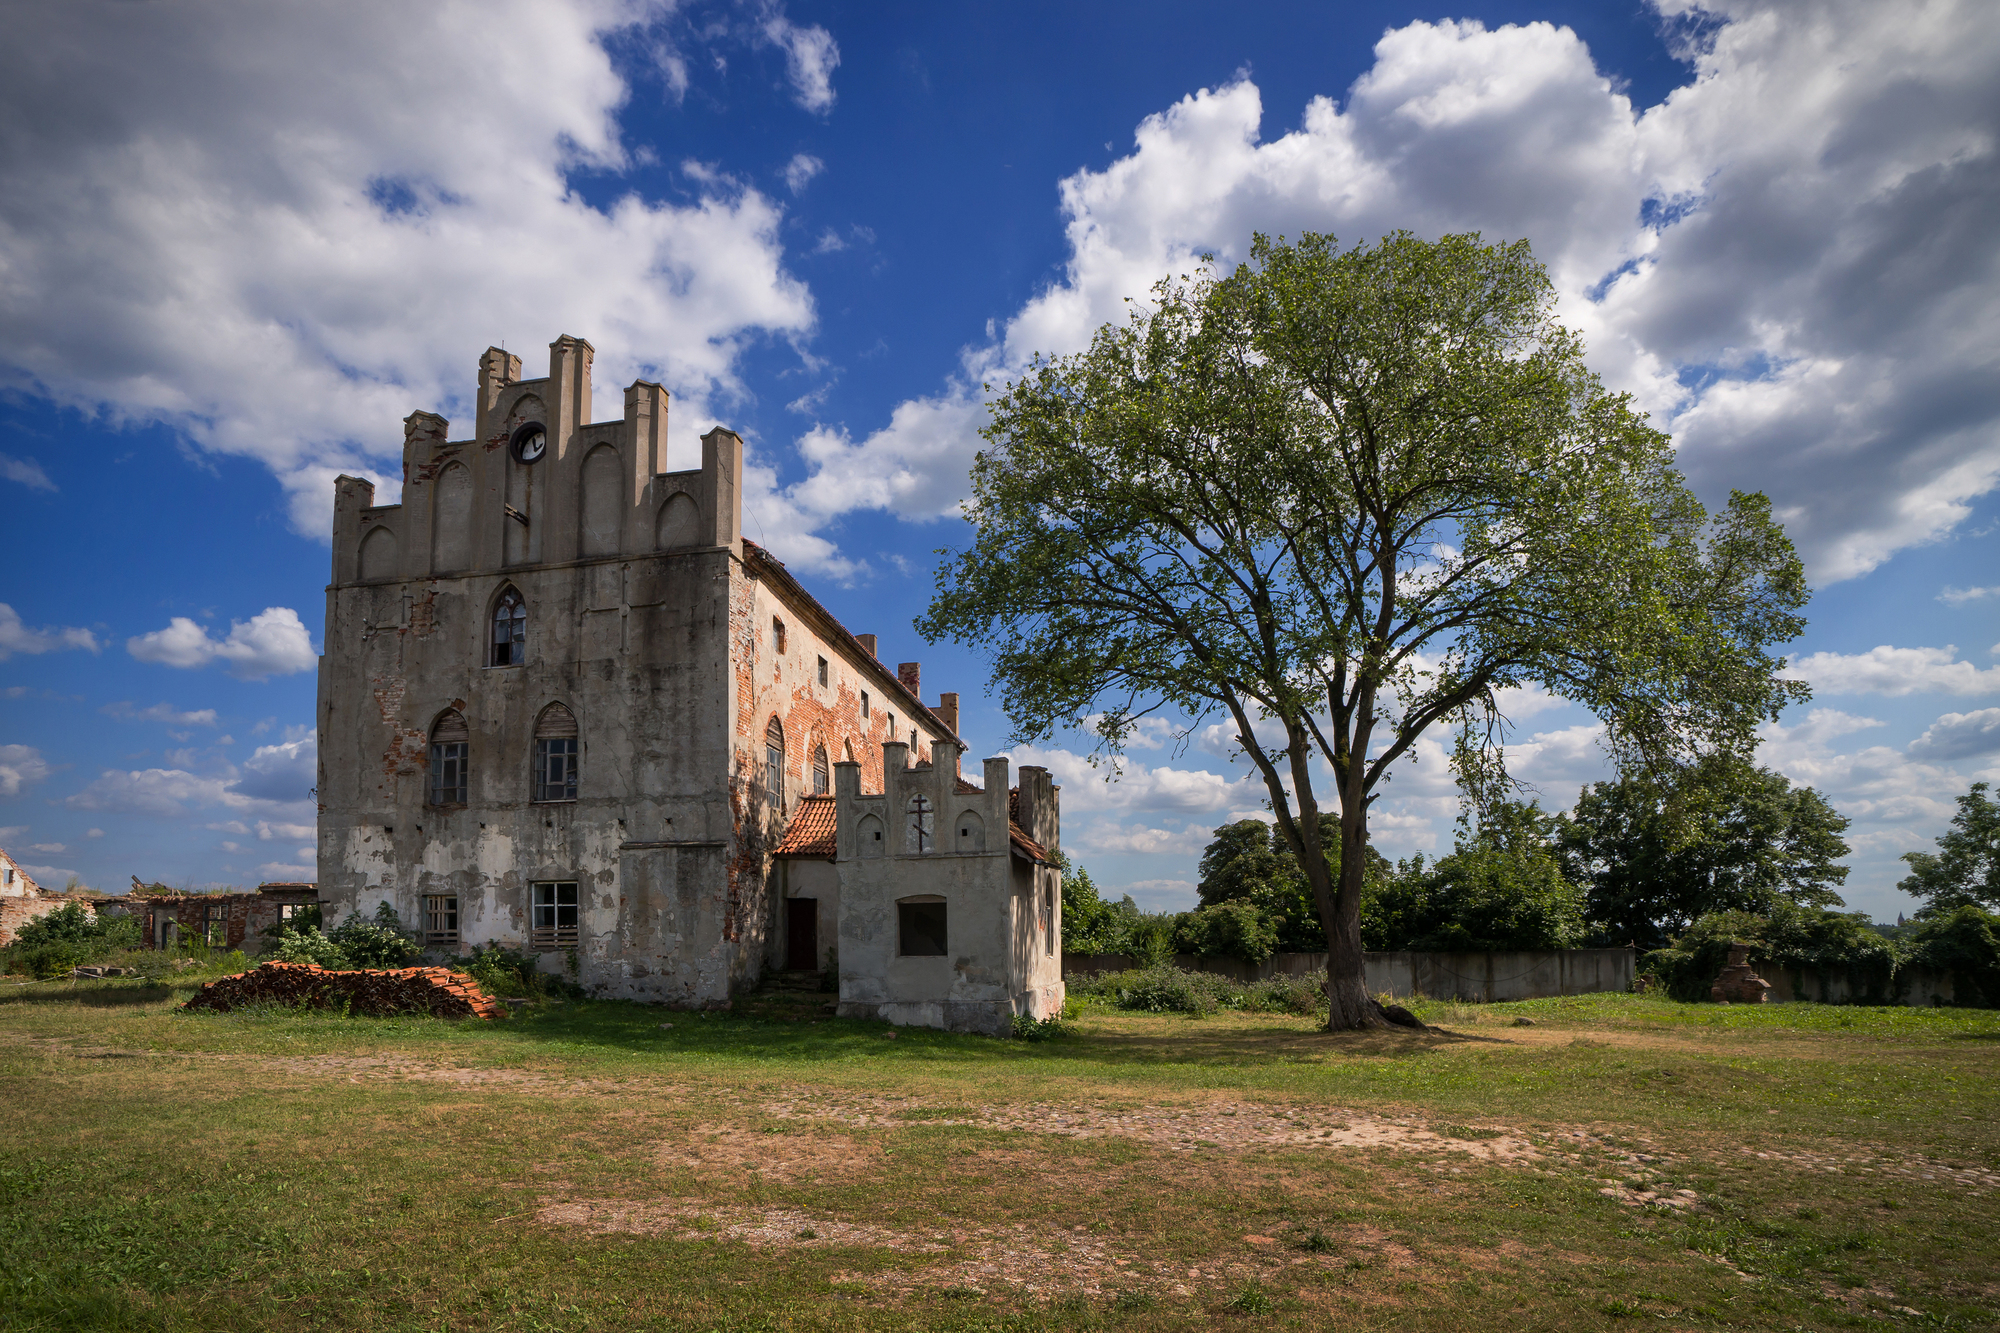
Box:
(1906, 906), (2000, 1008)
(1647, 904), (1905, 1004)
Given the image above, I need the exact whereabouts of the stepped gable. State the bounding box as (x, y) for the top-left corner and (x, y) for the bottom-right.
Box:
(183, 961), (506, 1020)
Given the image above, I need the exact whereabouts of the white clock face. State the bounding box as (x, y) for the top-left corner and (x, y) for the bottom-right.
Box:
(514, 427), (546, 463)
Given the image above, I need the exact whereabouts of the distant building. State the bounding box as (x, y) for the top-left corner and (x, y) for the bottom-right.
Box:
(127, 882), (319, 952)
(0, 849), (95, 947)
(316, 337), (1060, 1024)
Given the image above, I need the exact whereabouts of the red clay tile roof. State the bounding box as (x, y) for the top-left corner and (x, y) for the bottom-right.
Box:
(771, 794), (838, 859)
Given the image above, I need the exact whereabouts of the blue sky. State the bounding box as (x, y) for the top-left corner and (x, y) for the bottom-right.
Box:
(2, 0), (1996, 922)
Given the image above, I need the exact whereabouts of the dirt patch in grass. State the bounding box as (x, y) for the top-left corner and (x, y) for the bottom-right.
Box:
(762, 1091), (1545, 1161)
(668, 1124), (884, 1180)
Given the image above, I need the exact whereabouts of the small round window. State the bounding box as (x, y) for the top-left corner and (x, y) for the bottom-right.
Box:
(510, 422), (547, 464)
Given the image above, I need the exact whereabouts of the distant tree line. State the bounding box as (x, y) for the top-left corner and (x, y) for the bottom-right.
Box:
(1062, 766), (2000, 1004)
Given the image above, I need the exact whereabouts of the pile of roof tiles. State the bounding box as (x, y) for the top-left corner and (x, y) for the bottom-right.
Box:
(183, 960), (507, 1020)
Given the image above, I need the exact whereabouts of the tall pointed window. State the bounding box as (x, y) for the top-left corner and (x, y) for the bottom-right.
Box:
(534, 703), (579, 803)
(490, 589), (526, 667)
(428, 709), (469, 806)
(764, 717), (785, 807)
(905, 793), (934, 853)
(811, 744), (830, 794)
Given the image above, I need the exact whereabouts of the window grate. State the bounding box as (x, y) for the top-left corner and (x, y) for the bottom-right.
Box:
(425, 894), (459, 945)
(531, 881), (579, 951)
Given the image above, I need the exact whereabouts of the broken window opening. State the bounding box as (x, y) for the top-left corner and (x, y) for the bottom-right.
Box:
(905, 793), (934, 854)
(428, 710), (470, 806)
(816, 655), (828, 687)
(490, 589), (527, 667)
(530, 881), (579, 950)
(533, 703), (580, 803)
(772, 617), (787, 655)
(205, 905), (227, 947)
(764, 716), (785, 808)
(812, 744), (829, 794)
(425, 894), (460, 946)
(1043, 882), (1056, 956)
(897, 898), (947, 957)
(860, 690), (869, 718)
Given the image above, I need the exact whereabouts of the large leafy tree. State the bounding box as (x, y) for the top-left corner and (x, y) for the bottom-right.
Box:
(919, 231), (1809, 1029)
(1898, 782), (2000, 913)
(1558, 754), (1851, 950)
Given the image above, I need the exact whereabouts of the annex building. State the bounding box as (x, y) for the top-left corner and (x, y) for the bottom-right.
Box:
(317, 337), (1064, 1029)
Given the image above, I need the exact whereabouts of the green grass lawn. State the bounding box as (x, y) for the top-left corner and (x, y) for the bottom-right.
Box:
(2, 969), (1995, 1332)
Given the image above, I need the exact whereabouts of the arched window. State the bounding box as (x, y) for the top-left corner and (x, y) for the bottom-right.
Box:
(812, 744), (829, 794)
(428, 709), (469, 806)
(490, 589), (526, 667)
(533, 703), (579, 803)
(764, 717), (785, 807)
(905, 793), (934, 854)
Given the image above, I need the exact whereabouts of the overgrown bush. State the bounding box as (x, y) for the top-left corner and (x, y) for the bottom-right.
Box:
(325, 903), (419, 969)
(268, 927), (353, 970)
(1069, 964), (1327, 1017)
(1644, 902), (1901, 1003)
(1906, 905), (2000, 1008)
(3, 902), (142, 979)
(1172, 899), (1280, 964)
(454, 943), (567, 1000)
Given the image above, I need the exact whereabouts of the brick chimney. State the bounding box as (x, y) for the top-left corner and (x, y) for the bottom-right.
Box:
(937, 692), (959, 736)
(857, 633), (877, 658)
(898, 661), (920, 695)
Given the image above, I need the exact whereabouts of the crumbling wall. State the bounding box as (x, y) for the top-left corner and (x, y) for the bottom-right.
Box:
(183, 961), (504, 1019)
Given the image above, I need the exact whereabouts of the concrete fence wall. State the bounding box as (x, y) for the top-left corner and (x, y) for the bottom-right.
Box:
(1765, 965), (1959, 1007)
(1062, 947), (1636, 1002)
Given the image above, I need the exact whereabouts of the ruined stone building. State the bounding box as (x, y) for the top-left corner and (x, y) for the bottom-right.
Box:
(318, 337), (1064, 1025)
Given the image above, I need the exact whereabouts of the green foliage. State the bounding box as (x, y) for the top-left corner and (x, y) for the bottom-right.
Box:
(1009, 1008), (1074, 1041)
(4, 903), (144, 979)
(267, 926), (353, 969)
(1171, 898), (1280, 963)
(1359, 801), (1585, 951)
(1643, 902), (1901, 1003)
(1905, 906), (2000, 1008)
(324, 902), (419, 970)
(1069, 964), (1326, 1017)
(1898, 782), (2000, 913)
(920, 230), (1809, 1023)
(1057, 852), (1183, 961)
(456, 942), (566, 1000)
(1196, 815), (1385, 952)
(1561, 754), (1851, 950)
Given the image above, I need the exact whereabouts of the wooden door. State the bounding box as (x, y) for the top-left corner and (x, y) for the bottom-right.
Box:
(786, 898), (819, 972)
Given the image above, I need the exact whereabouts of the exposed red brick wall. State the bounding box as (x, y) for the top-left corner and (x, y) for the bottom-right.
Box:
(0, 895), (96, 947)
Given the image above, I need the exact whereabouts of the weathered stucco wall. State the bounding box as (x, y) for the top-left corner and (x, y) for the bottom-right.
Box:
(833, 747), (1063, 1034)
(320, 338), (967, 1006)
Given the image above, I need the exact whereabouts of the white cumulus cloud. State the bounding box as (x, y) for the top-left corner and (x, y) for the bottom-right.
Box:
(1908, 708), (2000, 761)
(101, 701), (221, 727)
(1783, 645), (2000, 697)
(0, 0), (816, 539)
(0, 745), (53, 798)
(0, 454), (55, 491)
(760, 12), (840, 113)
(127, 607), (317, 680)
(782, 152), (823, 194)
(775, 2), (2000, 584)
(0, 604), (98, 661)
(1074, 820), (1215, 855)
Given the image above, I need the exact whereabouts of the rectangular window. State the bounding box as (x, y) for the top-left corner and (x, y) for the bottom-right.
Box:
(860, 690), (869, 718)
(887, 712), (897, 738)
(1044, 885), (1056, 956)
(772, 617), (787, 655)
(428, 741), (468, 805)
(534, 737), (578, 802)
(817, 655), (828, 687)
(205, 905), (226, 947)
(425, 894), (459, 946)
(531, 881), (579, 951)
(897, 899), (947, 957)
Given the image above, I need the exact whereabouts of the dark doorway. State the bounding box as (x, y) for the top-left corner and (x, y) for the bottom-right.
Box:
(786, 897), (819, 972)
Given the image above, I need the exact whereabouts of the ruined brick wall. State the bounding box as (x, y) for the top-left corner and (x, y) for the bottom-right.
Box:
(0, 894), (95, 948)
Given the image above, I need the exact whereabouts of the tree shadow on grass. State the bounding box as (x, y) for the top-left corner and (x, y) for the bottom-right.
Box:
(0, 981), (179, 1010)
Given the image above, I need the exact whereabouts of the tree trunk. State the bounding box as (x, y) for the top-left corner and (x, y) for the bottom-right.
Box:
(1324, 808), (1388, 1030)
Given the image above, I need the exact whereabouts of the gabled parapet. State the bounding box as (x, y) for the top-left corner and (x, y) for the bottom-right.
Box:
(331, 338), (751, 584)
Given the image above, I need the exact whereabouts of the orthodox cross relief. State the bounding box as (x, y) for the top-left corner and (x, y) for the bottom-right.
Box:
(905, 794), (934, 853)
